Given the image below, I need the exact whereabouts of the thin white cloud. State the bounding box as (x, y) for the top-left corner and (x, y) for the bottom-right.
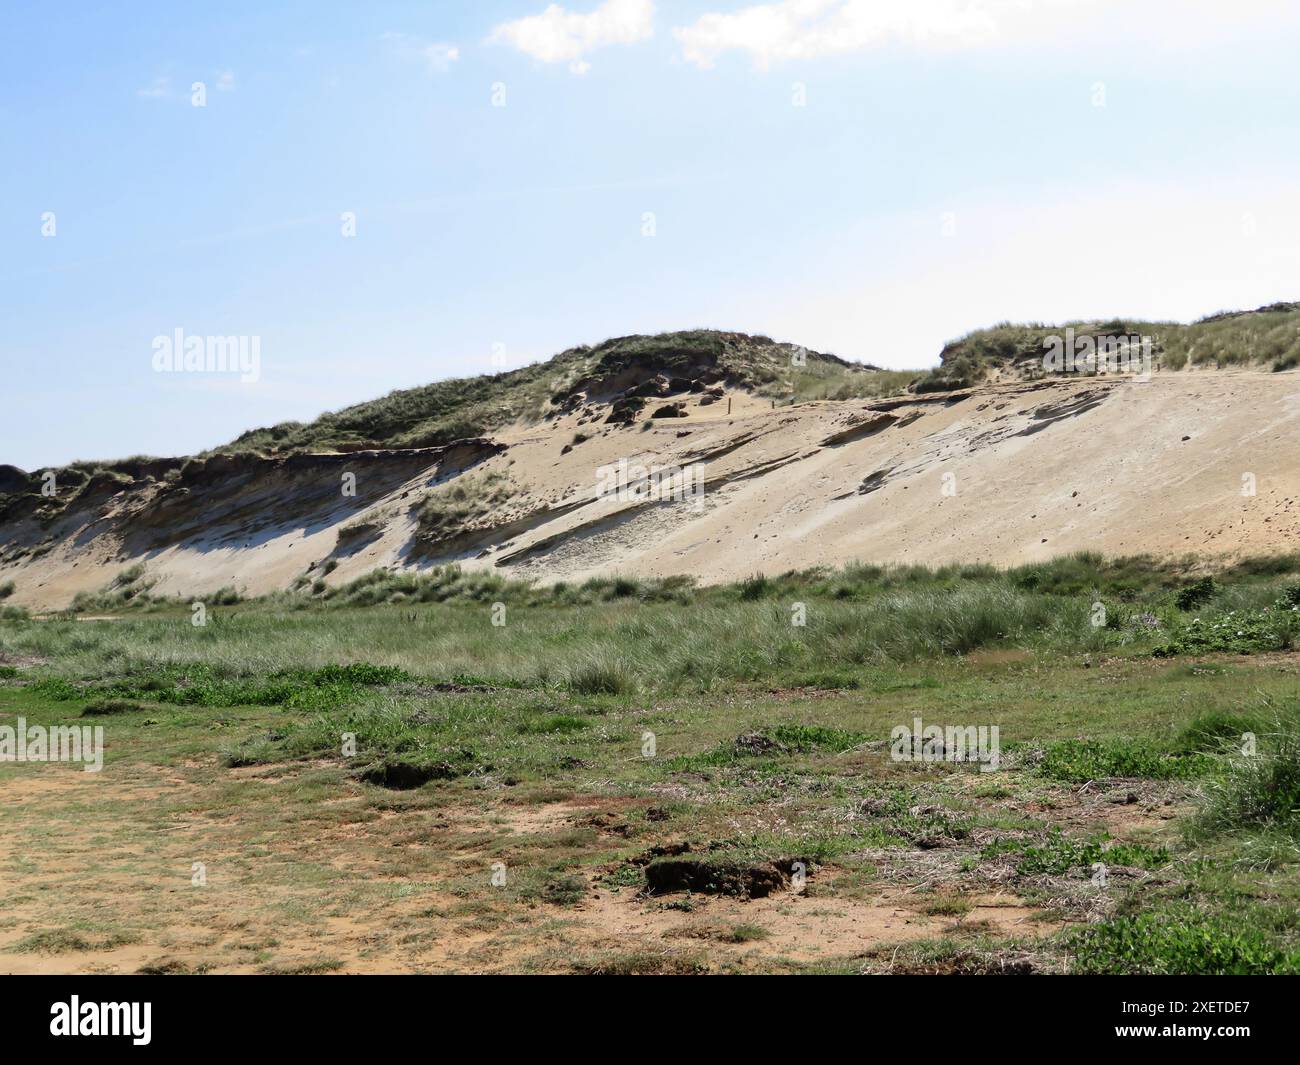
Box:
(676, 0), (989, 68)
(490, 0), (655, 75)
(674, 0), (1294, 69)
(136, 75), (171, 99)
(216, 71), (236, 91)
(422, 42), (461, 71)
(382, 32), (460, 72)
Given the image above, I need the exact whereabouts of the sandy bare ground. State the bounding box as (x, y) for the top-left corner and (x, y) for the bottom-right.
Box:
(0, 764), (1068, 975)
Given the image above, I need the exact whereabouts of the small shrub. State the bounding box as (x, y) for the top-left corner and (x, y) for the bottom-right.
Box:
(308, 662), (410, 686)
(564, 657), (634, 695)
(920, 895), (973, 917)
(1175, 576), (1216, 611)
(539, 875), (586, 906)
(357, 754), (469, 789)
(1153, 604), (1295, 656)
(81, 699), (146, 717)
(607, 577), (640, 599)
(720, 923), (770, 943)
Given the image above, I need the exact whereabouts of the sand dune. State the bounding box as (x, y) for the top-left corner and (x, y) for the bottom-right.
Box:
(3, 363), (1298, 612)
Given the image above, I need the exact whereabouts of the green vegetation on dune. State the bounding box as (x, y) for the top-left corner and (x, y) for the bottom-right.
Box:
(413, 470), (517, 553)
(208, 330), (886, 457)
(220, 303), (1300, 458)
(916, 300), (1300, 391)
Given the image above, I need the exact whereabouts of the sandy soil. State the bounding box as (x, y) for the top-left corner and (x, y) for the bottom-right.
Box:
(0, 772), (1062, 975)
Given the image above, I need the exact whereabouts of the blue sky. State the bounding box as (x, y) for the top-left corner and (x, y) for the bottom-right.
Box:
(3, 0), (1299, 470)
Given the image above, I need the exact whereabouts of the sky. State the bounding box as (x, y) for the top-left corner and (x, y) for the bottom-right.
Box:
(3, 0), (1299, 470)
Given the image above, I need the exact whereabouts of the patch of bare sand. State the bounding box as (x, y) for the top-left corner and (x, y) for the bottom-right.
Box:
(574, 880), (1060, 965)
(0, 761), (1063, 975)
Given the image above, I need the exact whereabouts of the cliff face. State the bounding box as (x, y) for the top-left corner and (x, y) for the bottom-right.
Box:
(4, 329), (1300, 611)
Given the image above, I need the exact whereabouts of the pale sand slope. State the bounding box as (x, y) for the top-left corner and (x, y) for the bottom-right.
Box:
(3, 369), (1298, 610)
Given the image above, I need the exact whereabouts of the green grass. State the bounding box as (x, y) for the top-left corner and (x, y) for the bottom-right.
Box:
(918, 302), (1300, 390)
(16, 926), (141, 954)
(52, 556), (1300, 682)
(258, 958), (346, 975)
(1038, 738), (1215, 783)
(1070, 905), (1300, 975)
(984, 830), (1169, 875)
(720, 923), (771, 943)
(1170, 711), (1263, 755)
(920, 895), (973, 917)
(1189, 710), (1300, 845)
(5, 552), (1300, 975)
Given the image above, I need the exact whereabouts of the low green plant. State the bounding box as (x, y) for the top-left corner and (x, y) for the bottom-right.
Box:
(1070, 906), (1300, 974)
(990, 829), (1168, 875)
(1039, 738), (1213, 782)
(1154, 604), (1296, 656)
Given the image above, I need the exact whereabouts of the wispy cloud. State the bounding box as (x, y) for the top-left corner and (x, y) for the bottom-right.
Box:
(136, 75), (171, 99)
(676, 0), (1061, 68)
(382, 32), (460, 72)
(490, 0), (655, 75)
(673, 0), (1294, 69)
(216, 70), (236, 91)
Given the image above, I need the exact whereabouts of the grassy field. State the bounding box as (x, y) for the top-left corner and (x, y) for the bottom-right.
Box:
(2, 554), (1299, 974)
